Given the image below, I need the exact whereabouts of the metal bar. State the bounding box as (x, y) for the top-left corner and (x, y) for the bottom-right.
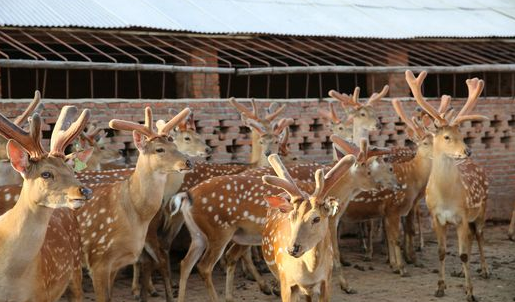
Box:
(236, 64), (515, 75)
(298, 38), (356, 66)
(0, 32), (43, 60)
(20, 31), (68, 61)
(152, 36), (206, 66)
(280, 38), (335, 66)
(0, 59), (236, 73)
(133, 36), (187, 65)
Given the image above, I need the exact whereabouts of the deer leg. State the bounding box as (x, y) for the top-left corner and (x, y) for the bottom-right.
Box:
(197, 240), (228, 302)
(509, 207), (515, 241)
(472, 222), (490, 279)
(66, 266), (83, 302)
(457, 222), (476, 302)
(330, 216), (355, 294)
(385, 217), (396, 269)
(432, 218), (447, 298)
(386, 214), (408, 277)
(91, 267), (112, 302)
(140, 260), (152, 302)
(403, 205), (417, 264)
(240, 246), (272, 295)
(178, 234), (207, 302)
(132, 262), (142, 299)
(416, 204), (424, 251)
(224, 244), (251, 302)
(156, 248), (174, 302)
(364, 220), (374, 261)
(279, 277), (292, 302)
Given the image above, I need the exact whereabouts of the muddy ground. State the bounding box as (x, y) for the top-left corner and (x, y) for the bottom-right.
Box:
(65, 224), (514, 302)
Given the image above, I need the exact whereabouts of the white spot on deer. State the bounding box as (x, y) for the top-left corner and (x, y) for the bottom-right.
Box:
(207, 206), (213, 212)
(243, 211), (249, 217)
(202, 197), (208, 204)
(99, 208), (106, 213)
(220, 203), (224, 208)
(214, 215), (219, 222)
(219, 195), (224, 201)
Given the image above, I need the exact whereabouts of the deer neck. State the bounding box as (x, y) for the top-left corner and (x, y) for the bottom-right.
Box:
(128, 157), (168, 221)
(250, 130), (262, 165)
(328, 172), (361, 207)
(429, 153), (461, 194)
(0, 187), (53, 277)
(301, 230), (331, 273)
(163, 171), (186, 201)
(352, 126), (369, 144)
(395, 149), (432, 190)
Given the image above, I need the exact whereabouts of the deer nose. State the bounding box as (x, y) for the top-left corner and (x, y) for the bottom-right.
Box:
(79, 187), (93, 199)
(465, 148), (472, 157)
(185, 159), (193, 169)
(265, 150), (272, 156)
(205, 147), (212, 154)
(288, 244), (301, 256)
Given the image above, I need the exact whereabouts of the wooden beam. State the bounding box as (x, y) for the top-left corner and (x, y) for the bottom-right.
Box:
(236, 64), (515, 75)
(0, 59), (235, 74)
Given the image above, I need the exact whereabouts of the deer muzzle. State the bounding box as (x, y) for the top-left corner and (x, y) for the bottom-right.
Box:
(287, 244), (302, 257)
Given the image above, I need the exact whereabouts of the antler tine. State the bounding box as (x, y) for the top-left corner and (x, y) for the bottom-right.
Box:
(279, 127), (290, 156)
(328, 90), (355, 108)
(438, 95), (451, 115)
(367, 145), (392, 158)
(311, 169), (325, 200)
(352, 87), (361, 106)
(451, 114), (489, 126)
(110, 108), (157, 139)
(157, 108), (191, 136)
(453, 78), (484, 120)
(262, 175), (304, 201)
(247, 119), (266, 136)
(273, 118), (293, 136)
(392, 99), (424, 139)
(250, 99), (259, 119)
(367, 85), (389, 106)
(50, 106), (91, 157)
(319, 102), (341, 124)
(229, 98), (259, 120)
(405, 70), (447, 126)
(317, 154), (356, 201)
(14, 90), (41, 126)
(267, 154), (303, 197)
(188, 112), (196, 131)
(265, 103), (286, 121)
(330, 134), (359, 156)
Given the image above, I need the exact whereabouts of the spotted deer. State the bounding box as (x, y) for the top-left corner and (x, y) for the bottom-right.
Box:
(177, 136), (395, 302)
(77, 124), (124, 171)
(406, 70), (489, 302)
(0, 90), (42, 186)
(260, 153), (358, 302)
(0, 105), (93, 302)
(64, 107), (192, 302)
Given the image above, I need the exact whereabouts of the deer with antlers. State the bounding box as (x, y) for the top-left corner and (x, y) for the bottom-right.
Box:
(77, 124), (125, 171)
(406, 70), (489, 301)
(0, 105), (92, 302)
(63, 107), (192, 302)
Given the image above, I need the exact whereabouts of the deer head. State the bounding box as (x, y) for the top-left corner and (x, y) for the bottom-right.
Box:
(318, 102), (353, 139)
(0, 105), (93, 209)
(262, 153), (353, 257)
(405, 70), (488, 160)
(168, 110), (212, 158)
(392, 98), (434, 158)
(109, 107), (192, 174)
(328, 85), (388, 133)
(332, 135), (399, 190)
(78, 124), (124, 170)
(246, 116), (294, 166)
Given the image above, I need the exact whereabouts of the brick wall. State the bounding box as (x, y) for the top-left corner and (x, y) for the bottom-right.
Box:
(0, 97), (513, 220)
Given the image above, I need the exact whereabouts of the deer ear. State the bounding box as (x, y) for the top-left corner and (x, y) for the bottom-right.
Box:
(321, 196), (339, 217)
(65, 148), (94, 166)
(6, 140), (29, 175)
(264, 195), (293, 213)
(133, 131), (147, 152)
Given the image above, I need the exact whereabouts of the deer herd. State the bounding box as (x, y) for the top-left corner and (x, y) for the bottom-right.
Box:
(0, 70), (509, 302)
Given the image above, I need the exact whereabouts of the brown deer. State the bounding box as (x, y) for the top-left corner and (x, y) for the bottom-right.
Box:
(67, 107), (192, 302)
(406, 70), (489, 301)
(509, 203), (515, 241)
(177, 136), (396, 302)
(0, 90), (42, 186)
(77, 124), (124, 171)
(0, 105), (92, 302)
(260, 153), (357, 302)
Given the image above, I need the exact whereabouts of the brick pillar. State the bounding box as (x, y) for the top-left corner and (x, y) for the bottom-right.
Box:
(367, 49), (410, 97)
(175, 48), (220, 98)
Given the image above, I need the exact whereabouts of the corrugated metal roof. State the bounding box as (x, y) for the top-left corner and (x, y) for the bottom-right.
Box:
(1, 0), (515, 38)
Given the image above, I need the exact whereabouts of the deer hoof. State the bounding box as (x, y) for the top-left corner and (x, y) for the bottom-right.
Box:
(342, 287), (357, 294)
(260, 284), (272, 295)
(271, 284), (281, 296)
(434, 289), (445, 297)
(150, 291), (159, 297)
(451, 270), (464, 278)
(480, 270), (490, 279)
(133, 295), (140, 301)
(467, 294), (477, 302)
(363, 256), (372, 262)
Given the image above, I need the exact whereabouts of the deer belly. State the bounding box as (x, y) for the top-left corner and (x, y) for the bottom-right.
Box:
(434, 206), (462, 225)
(232, 228), (262, 246)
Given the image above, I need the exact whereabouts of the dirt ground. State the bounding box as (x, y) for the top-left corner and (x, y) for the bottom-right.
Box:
(67, 224), (514, 302)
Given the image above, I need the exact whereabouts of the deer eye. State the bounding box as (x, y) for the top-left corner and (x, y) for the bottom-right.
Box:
(100, 146), (105, 150)
(360, 112), (366, 117)
(156, 148), (165, 153)
(41, 171), (53, 179)
(312, 217), (321, 224)
(389, 167), (393, 172)
(367, 170), (371, 176)
(184, 137), (191, 141)
(444, 135), (450, 140)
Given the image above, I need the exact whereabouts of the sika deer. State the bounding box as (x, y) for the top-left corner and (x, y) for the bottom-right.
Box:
(406, 70), (489, 301)
(68, 107), (192, 302)
(260, 153), (356, 302)
(77, 124), (124, 171)
(0, 105), (92, 302)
